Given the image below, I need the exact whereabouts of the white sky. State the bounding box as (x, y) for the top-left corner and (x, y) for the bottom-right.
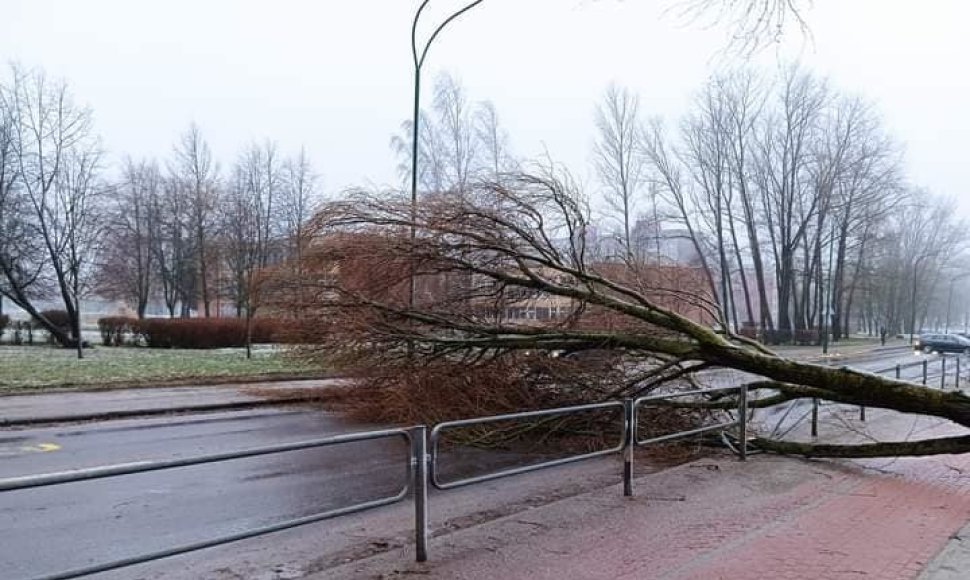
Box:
(1, 0), (968, 215)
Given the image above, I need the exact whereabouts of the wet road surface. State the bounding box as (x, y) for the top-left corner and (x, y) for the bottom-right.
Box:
(0, 409), (413, 579)
(0, 407), (584, 580)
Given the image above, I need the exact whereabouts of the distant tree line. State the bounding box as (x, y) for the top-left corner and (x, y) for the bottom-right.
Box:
(4, 61), (966, 354)
(590, 66), (968, 343)
(0, 63), (322, 355)
(394, 69), (969, 345)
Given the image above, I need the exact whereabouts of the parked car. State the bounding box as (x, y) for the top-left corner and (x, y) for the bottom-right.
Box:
(914, 333), (970, 354)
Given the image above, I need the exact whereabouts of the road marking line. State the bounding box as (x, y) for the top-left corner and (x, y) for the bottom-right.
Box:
(0, 442), (62, 456)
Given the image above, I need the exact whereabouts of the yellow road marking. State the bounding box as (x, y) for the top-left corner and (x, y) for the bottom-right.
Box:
(0, 442), (62, 456)
(33, 443), (61, 452)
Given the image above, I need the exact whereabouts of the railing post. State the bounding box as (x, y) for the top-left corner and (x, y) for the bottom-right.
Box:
(941, 356), (947, 389)
(812, 399), (818, 437)
(958, 356), (962, 389)
(411, 426), (429, 562)
(738, 384), (748, 461)
(923, 360), (928, 385)
(623, 399), (636, 496)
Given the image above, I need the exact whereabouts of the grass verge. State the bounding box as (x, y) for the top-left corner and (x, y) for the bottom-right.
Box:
(0, 345), (322, 392)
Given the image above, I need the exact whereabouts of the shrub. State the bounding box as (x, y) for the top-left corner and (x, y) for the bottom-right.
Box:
(793, 328), (820, 346)
(97, 316), (138, 346)
(132, 317), (283, 349)
(250, 318), (280, 344)
(762, 328), (793, 345)
(0, 313), (9, 342)
(269, 318), (312, 344)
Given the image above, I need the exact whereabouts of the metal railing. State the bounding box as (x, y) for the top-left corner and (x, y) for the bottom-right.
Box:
(807, 352), (965, 434)
(429, 401), (626, 490)
(873, 354), (964, 388)
(0, 428), (418, 580)
(627, 386), (747, 496)
(1, 390), (750, 578)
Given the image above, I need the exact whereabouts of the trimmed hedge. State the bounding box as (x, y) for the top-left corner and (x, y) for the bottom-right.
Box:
(98, 316), (138, 346)
(762, 328), (792, 345)
(794, 328), (820, 346)
(96, 316), (293, 349)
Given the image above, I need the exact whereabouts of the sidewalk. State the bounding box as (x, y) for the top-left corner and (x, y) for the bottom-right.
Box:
(309, 406), (970, 580)
(317, 449), (970, 580)
(0, 379), (341, 426)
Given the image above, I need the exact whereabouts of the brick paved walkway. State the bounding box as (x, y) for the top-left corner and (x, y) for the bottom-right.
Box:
(679, 461), (970, 580)
(322, 421), (970, 580)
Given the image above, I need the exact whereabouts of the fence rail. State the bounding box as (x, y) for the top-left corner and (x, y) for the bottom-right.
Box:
(429, 401), (625, 490)
(1, 428), (416, 580)
(812, 351), (965, 433)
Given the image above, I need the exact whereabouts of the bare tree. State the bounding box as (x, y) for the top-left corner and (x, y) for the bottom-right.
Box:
(0, 73), (36, 320)
(679, 78), (736, 329)
(392, 73), (512, 195)
(151, 176), (192, 317)
(97, 158), (160, 318)
(642, 118), (721, 306)
(474, 100), (516, 183)
(674, 0), (810, 55)
(171, 123), (218, 317)
(433, 73), (478, 193)
(593, 85), (647, 261)
(279, 147), (320, 266)
(55, 144), (105, 357)
(752, 65), (830, 338)
(821, 97), (902, 339)
(1, 64), (100, 349)
(897, 192), (966, 338)
(222, 140), (285, 356)
(721, 70), (771, 331)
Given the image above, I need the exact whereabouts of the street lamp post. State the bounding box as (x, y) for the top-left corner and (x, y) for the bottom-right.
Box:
(946, 279), (955, 334)
(908, 255), (928, 345)
(409, 0), (487, 310)
(822, 224), (835, 355)
(944, 272), (970, 334)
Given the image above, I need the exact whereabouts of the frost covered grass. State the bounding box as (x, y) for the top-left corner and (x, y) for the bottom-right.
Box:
(0, 345), (319, 390)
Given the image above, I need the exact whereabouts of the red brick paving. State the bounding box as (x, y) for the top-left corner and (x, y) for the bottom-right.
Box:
(326, 451), (970, 580)
(677, 467), (970, 580)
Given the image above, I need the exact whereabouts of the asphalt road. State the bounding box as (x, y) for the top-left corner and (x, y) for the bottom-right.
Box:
(0, 409), (407, 579)
(0, 407), (569, 580)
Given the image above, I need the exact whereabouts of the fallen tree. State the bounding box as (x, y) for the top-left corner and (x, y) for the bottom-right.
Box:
(270, 171), (970, 458)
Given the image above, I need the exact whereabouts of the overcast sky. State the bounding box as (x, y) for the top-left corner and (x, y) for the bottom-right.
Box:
(2, 0), (967, 215)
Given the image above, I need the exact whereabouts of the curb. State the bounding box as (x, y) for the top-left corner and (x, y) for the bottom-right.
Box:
(795, 344), (909, 363)
(0, 371), (340, 397)
(0, 397), (320, 428)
